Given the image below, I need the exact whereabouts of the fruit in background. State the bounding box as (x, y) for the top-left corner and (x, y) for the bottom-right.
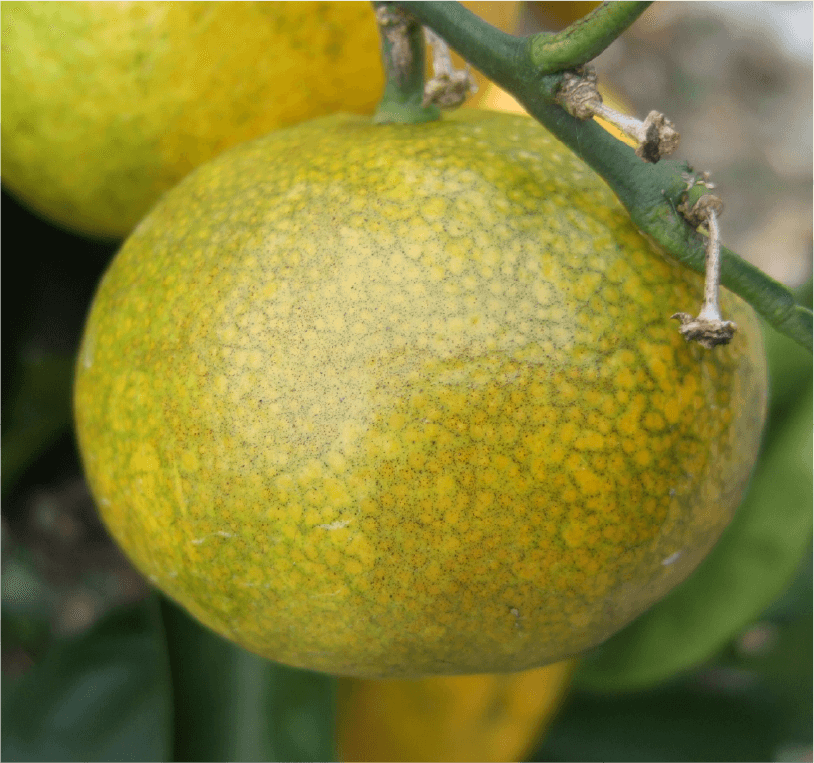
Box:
(1, 2), (518, 240)
(1, 2), (382, 239)
(336, 661), (575, 762)
(448, 2), (520, 74)
(456, 1), (521, 42)
(533, 1), (603, 31)
(74, 110), (767, 679)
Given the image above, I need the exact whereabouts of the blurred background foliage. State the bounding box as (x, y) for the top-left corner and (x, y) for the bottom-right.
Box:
(2, 3), (811, 761)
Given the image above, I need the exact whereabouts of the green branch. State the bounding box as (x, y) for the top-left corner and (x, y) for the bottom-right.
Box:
(392, 0), (812, 352)
(373, 3), (440, 124)
(528, 1), (652, 74)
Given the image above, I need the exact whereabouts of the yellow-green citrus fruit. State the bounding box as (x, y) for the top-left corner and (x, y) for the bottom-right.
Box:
(1, 1), (382, 239)
(74, 111), (767, 678)
(336, 661), (575, 762)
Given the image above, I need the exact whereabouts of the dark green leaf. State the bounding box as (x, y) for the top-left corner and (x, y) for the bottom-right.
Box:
(761, 281), (811, 424)
(534, 680), (782, 762)
(1, 352), (75, 494)
(716, 560), (813, 746)
(2, 597), (173, 762)
(758, 539), (812, 622)
(161, 596), (336, 763)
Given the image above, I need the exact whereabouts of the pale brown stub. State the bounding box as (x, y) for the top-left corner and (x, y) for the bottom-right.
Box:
(556, 67), (679, 162)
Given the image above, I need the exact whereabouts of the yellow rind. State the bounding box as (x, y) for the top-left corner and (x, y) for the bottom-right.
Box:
(336, 660), (575, 762)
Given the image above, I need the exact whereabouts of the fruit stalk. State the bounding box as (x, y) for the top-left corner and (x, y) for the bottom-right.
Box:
(673, 195), (737, 348)
(373, 3), (440, 124)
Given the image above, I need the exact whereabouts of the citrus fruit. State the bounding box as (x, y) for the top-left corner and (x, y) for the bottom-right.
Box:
(2, 1), (383, 239)
(336, 661), (575, 762)
(1, 1), (518, 240)
(73, 110), (767, 679)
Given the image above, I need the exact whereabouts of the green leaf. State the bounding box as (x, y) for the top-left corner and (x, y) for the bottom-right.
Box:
(161, 596), (337, 763)
(715, 550), (813, 745)
(534, 680), (782, 762)
(761, 279), (811, 423)
(735, 622), (812, 745)
(1, 598), (173, 763)
(575, 363), (813, 691)
(2, 561), (54, 659)
(1, 352), (75, 494)
(759, 539), (812, 622)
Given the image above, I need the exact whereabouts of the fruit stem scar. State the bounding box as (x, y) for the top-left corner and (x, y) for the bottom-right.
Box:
(672, 188), (737, 348)
(556, 66), (679, 163)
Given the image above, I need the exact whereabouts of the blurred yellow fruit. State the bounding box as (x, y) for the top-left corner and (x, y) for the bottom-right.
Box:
(533, 1), (603, 30)
(450, 2), (521, 72)
(336, 661), (575, 762)
(1, 1), (518, 240)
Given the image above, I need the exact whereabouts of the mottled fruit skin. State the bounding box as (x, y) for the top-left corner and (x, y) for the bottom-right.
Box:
(74, 112), (767, 678)
(1, 1), (383, 239)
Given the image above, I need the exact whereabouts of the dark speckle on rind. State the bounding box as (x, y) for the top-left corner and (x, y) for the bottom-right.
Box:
(74, 111), (768, 678)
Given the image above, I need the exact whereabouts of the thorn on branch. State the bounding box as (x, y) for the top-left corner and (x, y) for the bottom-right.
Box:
(556, 67), (680, 163)
(672, 191), (737, 349)
(422, 27), (477, 109)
